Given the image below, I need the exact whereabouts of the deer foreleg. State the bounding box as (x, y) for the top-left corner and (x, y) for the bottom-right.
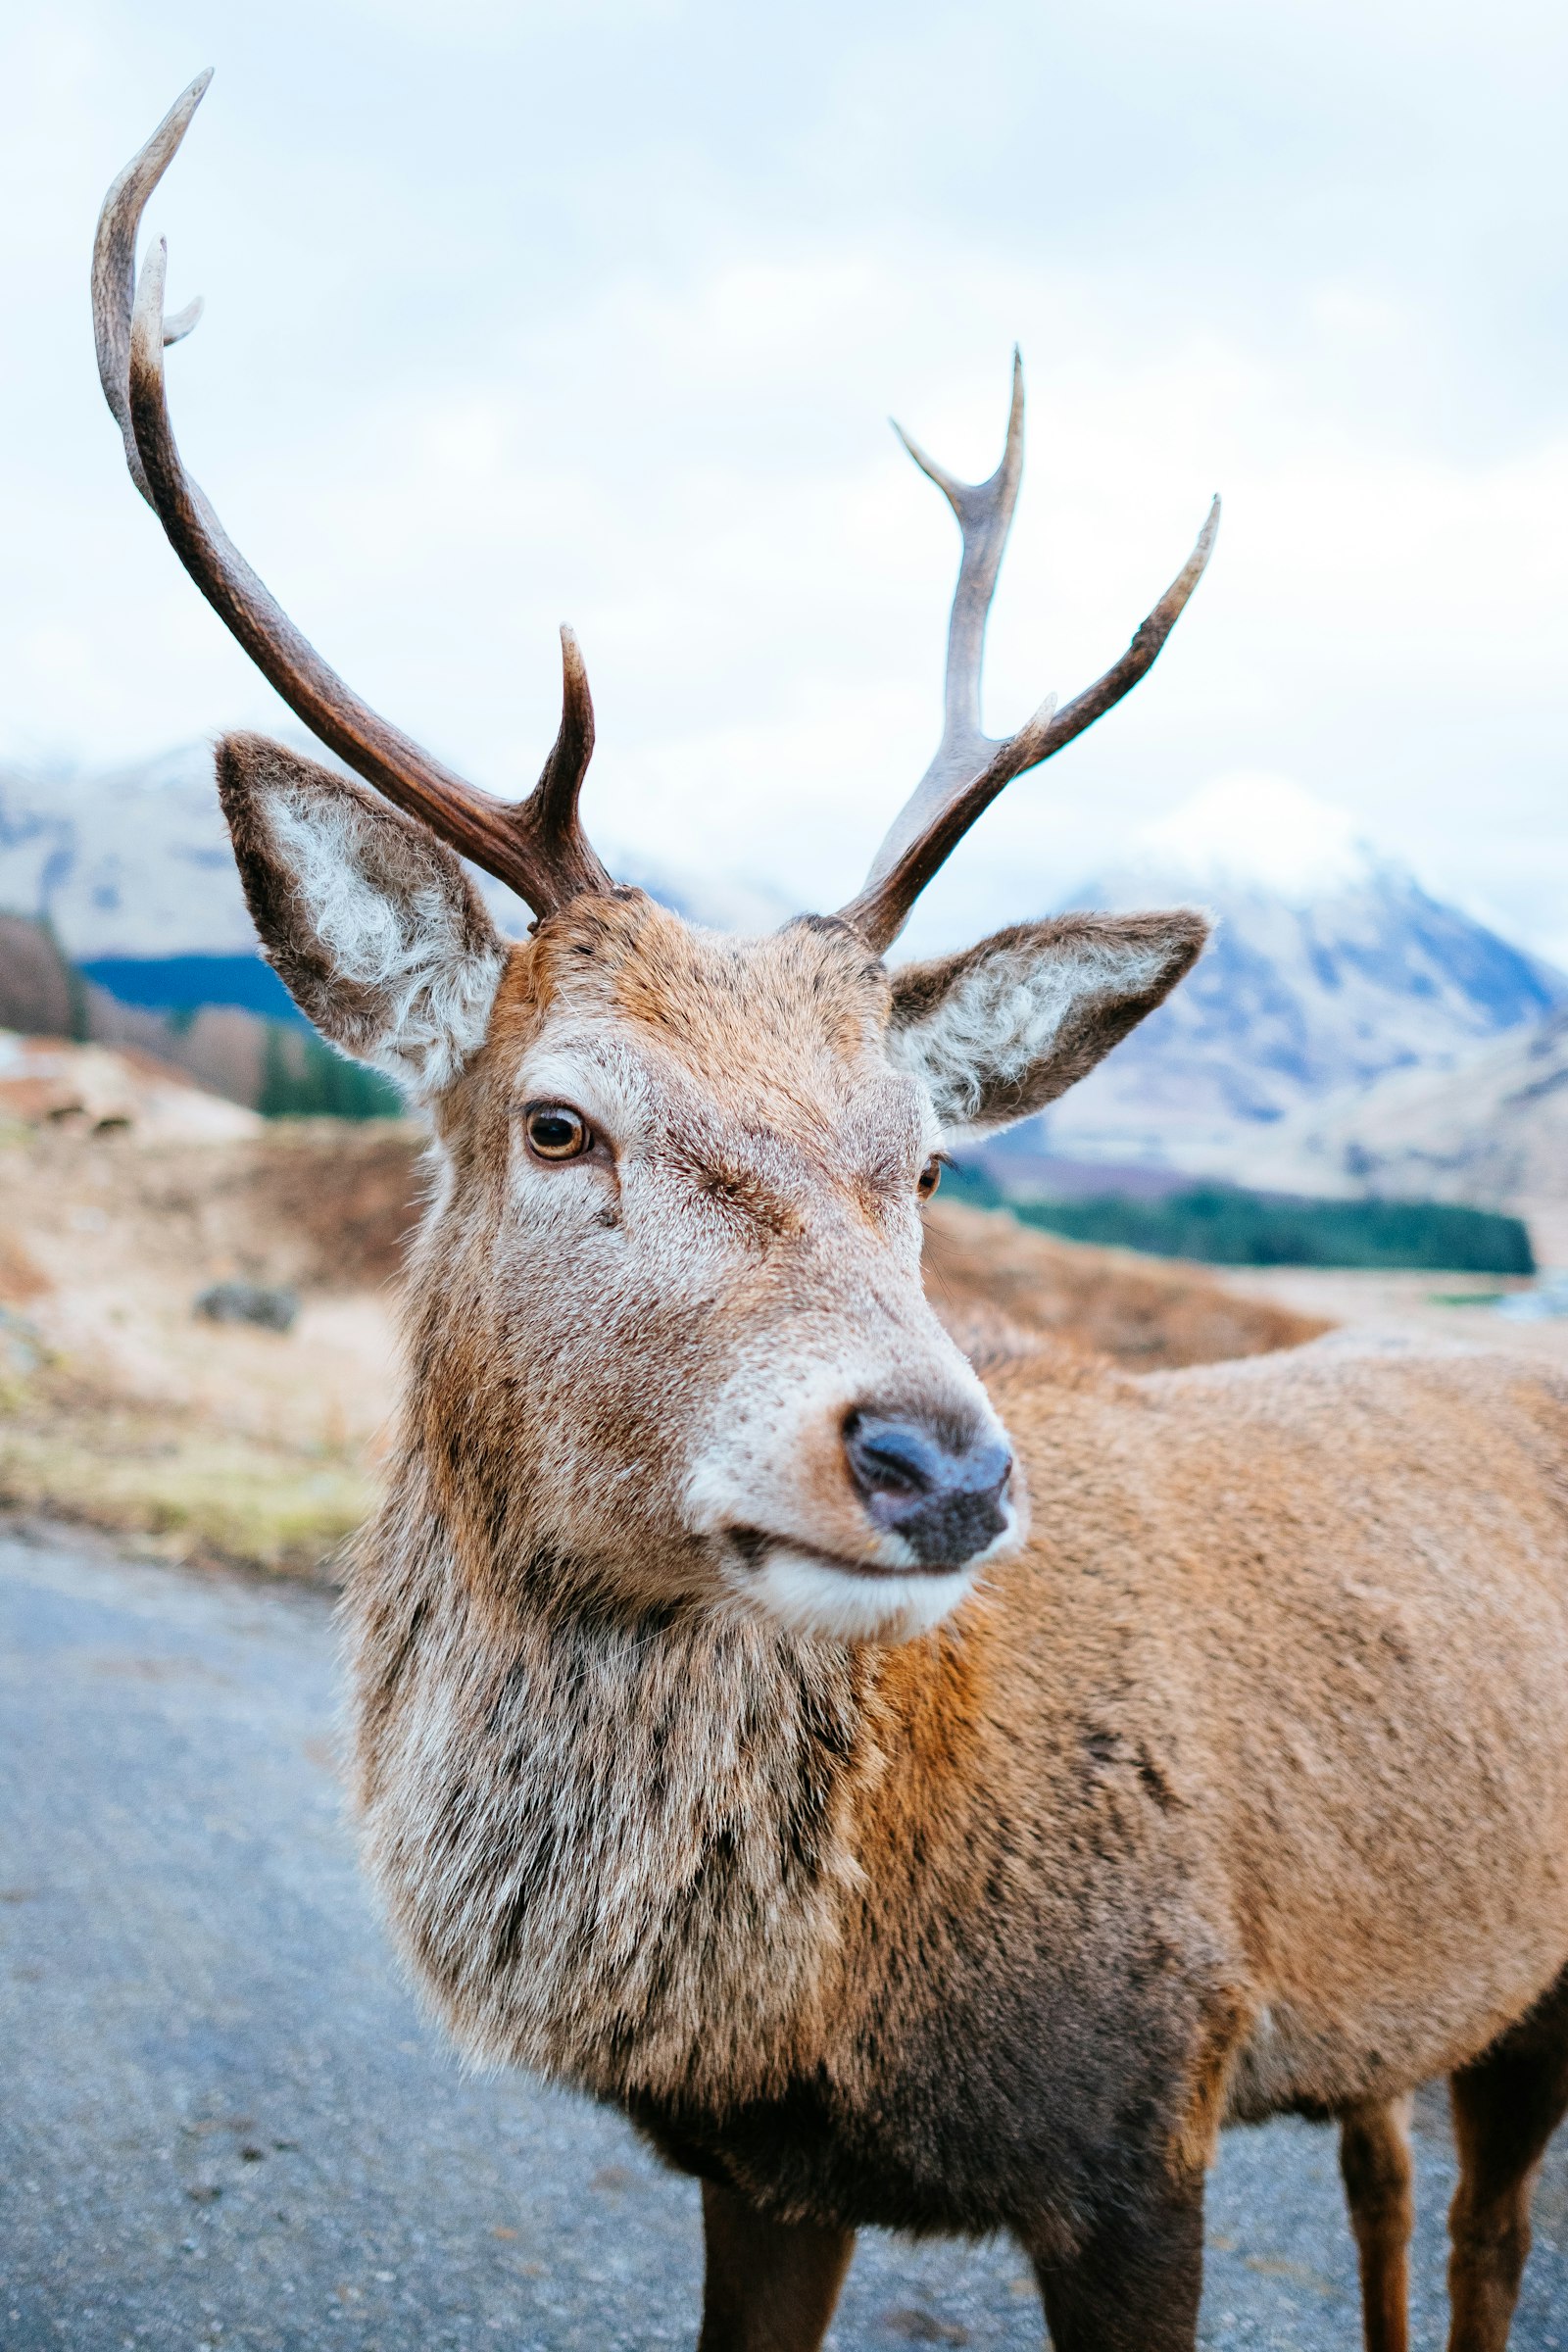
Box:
(697, 2180), (856, 2352)
(1028, 2164), (1206, 2352)
(1446, 1963), (1568, 2352)
(1340, 2096), (1414, 2352)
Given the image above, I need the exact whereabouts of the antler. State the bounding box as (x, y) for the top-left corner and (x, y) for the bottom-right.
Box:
(92, 73), (613, 918)
(838, 355), (1219, 953)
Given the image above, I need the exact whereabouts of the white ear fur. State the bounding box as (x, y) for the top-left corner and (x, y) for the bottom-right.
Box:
(887, 910), (1208, 1138)
(217, 734), (509, 1100)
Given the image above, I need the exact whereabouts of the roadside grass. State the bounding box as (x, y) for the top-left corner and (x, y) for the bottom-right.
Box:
(0, 1363), (369, 1581)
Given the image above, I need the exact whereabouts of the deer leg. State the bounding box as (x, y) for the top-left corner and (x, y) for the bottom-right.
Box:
(1447, 1966), (1568, 2352)
(1028, 2165), (1205, 2352)
(696, 2179), (856, 2352)
(1340, 2096), (1414, 2352)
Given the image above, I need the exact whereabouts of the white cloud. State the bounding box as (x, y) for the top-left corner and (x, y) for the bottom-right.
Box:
(1135, 774), (1368, 900)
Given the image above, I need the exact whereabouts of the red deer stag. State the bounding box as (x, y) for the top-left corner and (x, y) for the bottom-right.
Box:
(96, 74), (1568, 2352)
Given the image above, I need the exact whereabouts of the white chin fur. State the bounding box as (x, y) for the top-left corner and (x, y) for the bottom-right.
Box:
(731, 1545), (975, 1643)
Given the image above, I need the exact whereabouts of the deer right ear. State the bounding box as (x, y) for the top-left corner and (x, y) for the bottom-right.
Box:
(217, 733), (509, 1099)
(886, 907), (1208, 1138)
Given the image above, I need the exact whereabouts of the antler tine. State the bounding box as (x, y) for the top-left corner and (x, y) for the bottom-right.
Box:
(888, 346), (1027, 832)
(838, 354), (1220, 954)
(840, 497), (1220, 952)
(91, 68), (213, 504)
(529, 626), (603, 894)
(163, 296), (205, 344)
(96, 77), (615, 919)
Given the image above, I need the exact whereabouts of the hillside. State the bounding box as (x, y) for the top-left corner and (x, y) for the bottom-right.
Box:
(10, 755), (1566, 1245)
(0, 912), (395, 1116)
(1014, 776), (1567, 1172)
(1244, 1004), (1568, 1264)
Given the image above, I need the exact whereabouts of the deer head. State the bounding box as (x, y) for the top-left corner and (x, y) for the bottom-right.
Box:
(95, 76), (1217, 1642)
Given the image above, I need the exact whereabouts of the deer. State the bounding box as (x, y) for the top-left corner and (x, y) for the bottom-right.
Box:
(95, 74), (1568, 2352)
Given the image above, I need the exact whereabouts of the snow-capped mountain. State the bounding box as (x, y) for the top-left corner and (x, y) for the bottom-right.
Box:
(0, 744), (253, 958)
(1007, 775), (1567, 1172)
(0, 743), (791, 960)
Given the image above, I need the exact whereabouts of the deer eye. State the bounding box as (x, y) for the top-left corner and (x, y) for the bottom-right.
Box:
(916, 1154), (943, 1200)
(524, 1103), (592, 1162)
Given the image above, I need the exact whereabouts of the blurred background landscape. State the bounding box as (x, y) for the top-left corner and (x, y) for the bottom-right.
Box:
(3, 0), (1567, 1585)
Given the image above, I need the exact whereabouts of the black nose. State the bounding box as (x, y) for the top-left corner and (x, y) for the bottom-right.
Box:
(842, 1410), (1013, 1567)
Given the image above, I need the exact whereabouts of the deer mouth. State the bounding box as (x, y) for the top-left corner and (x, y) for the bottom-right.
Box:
(724, 1527), (968, 1582)
(721, 1528), (979, 1642)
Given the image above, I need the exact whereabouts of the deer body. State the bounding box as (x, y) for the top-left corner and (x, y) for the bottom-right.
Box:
(350, 1327), (1568, 2235)
(93, 79), (1568, 2348)
(329, 893), (1568, 2350)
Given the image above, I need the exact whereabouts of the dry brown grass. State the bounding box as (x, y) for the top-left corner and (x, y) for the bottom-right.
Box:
(920, 1198), (1332, 1369)
(0, 1123), (410, 1579)
(0, 1394), (370, 1579)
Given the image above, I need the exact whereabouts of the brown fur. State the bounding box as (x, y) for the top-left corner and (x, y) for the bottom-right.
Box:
(217, 789), (1568, 2346)
(1341, 2098), (1415, 2352)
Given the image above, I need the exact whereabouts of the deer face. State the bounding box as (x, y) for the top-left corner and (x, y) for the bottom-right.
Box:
(470, 891), (1006, 1642)
(218, 739), (1205, 1643)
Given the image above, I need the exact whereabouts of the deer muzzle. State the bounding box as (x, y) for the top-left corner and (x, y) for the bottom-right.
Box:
(841, 1409), (1013, 1567)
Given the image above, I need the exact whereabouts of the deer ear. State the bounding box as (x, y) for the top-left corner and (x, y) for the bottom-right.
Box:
(886, 909), (1208, 1138)
(217, 733), (509, 1099)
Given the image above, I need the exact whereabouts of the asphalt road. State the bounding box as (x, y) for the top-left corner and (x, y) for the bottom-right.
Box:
(2, 1524), (1567, 2352)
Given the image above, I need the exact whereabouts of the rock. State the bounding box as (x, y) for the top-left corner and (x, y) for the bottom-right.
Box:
(193, 1281), (299, 1334)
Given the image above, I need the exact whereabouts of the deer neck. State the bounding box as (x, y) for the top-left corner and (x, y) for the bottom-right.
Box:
(344, 1469), (879, 2113)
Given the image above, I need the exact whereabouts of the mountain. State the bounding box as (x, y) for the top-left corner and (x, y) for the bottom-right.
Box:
(1239, 1003), (1568, 1264)
(0, 745), (253, 958)
(0, 744), (790, 964)
(996, 776), (1567, 1175)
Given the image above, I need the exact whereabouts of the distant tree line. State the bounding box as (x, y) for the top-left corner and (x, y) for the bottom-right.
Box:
(259, 1025), (402, 1120)
(942, 1163), (1535, 1276)
(0, 923), (406, 1121)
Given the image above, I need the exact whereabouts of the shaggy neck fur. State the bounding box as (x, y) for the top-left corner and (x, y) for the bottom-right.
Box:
(345, 1458), (884, 2110)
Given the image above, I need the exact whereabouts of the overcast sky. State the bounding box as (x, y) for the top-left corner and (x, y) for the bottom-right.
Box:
(3, 0), (1566, 958)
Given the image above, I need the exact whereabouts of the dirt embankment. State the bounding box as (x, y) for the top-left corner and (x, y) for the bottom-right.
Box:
(0, 1124), (420, 1578)
(1, 1122), (1330, 1582)
(921, 1199), (1330, 1370)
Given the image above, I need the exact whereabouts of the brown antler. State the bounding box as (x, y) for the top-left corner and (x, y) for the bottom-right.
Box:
(838, 354), (1219, 953)
(93, 74), (613, 918)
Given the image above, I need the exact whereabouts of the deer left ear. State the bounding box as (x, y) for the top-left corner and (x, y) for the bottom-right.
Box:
(886, 909), (1208, 1137)
(217, 732), (509, 1101)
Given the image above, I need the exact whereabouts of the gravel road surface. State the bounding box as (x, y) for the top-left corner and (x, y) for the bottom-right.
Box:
(3, 1522), (1566, 2351)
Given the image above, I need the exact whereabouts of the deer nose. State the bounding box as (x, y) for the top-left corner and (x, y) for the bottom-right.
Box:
(842, 1410), (1013, 1567)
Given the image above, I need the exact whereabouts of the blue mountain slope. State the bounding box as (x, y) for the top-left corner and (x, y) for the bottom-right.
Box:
(1021, 854), (1567, 1171)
